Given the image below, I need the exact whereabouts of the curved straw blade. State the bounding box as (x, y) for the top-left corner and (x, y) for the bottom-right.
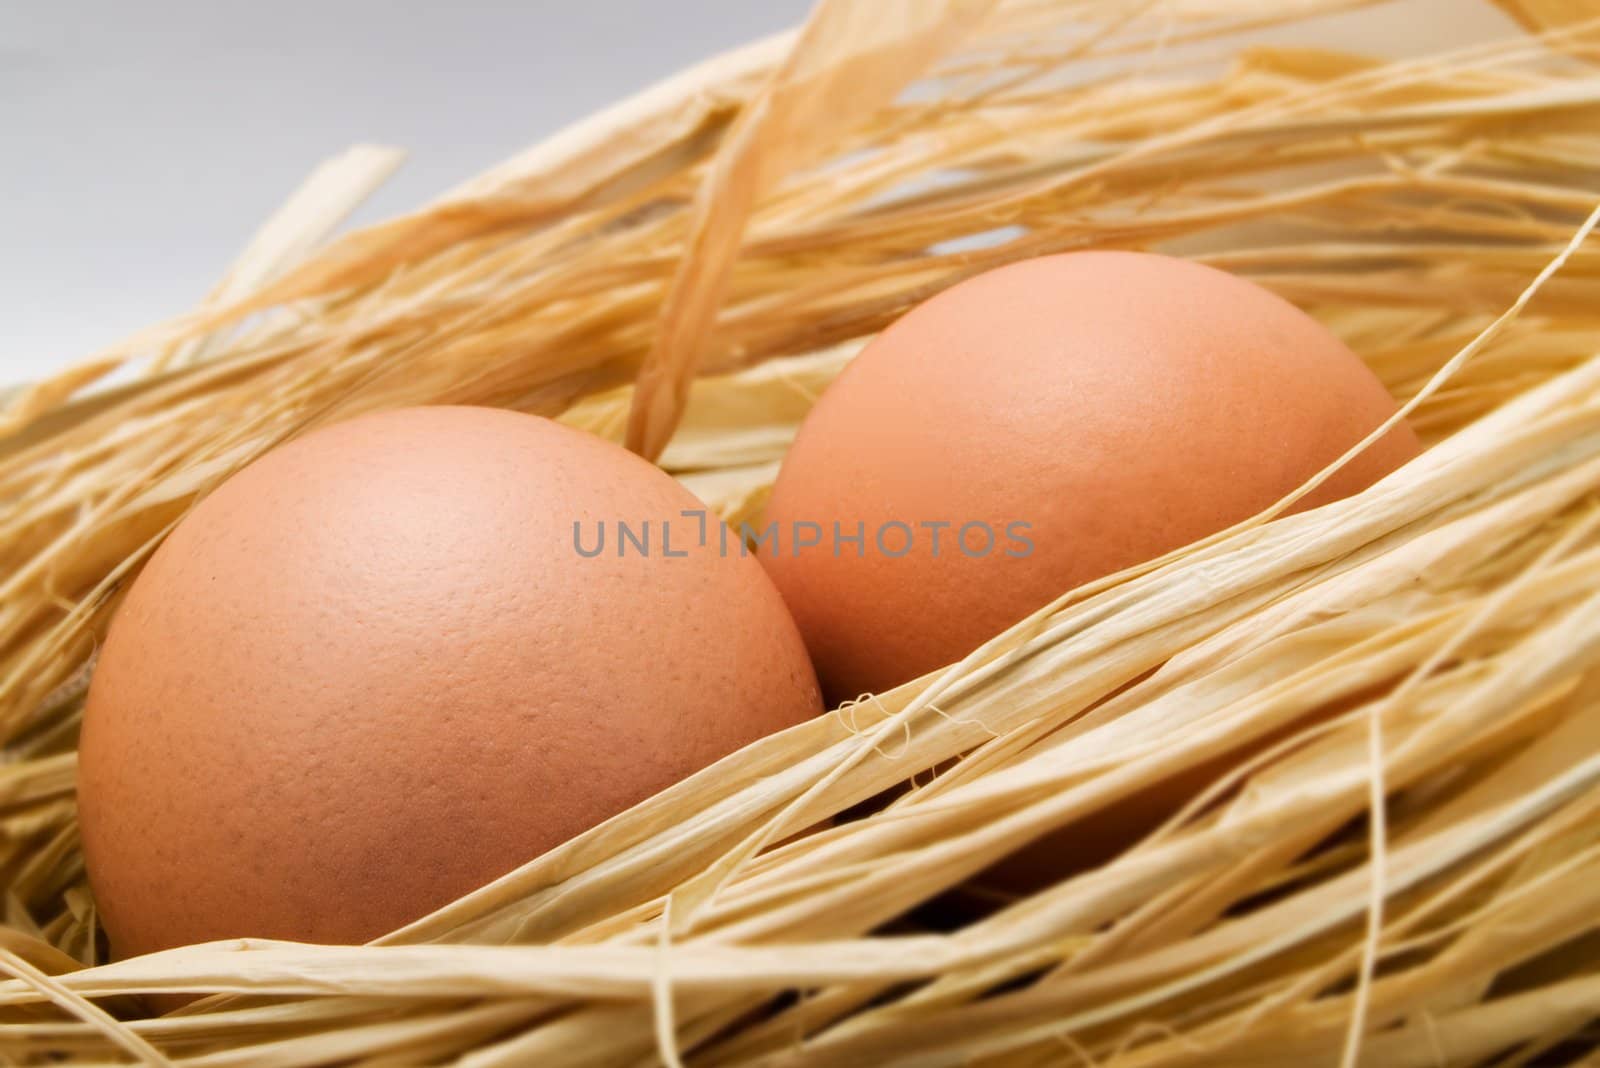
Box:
(623, 0), (996, 460)
(1490, 0), (1600, 37)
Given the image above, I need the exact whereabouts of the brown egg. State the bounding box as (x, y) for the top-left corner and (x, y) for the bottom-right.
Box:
(761, 251), (1420, 703)
(78, 406), (821, 958)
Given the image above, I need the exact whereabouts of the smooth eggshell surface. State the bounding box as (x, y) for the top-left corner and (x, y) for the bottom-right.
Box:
(78, 406), (821, 957)
(761, 251), (1421, 702)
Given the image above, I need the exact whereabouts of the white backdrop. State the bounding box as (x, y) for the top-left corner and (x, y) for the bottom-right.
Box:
(0, 0), (810, 382)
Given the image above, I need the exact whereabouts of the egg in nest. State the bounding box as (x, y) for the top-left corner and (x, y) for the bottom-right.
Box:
(78, 406), (822, 957)
(761, 251), (1420, 703)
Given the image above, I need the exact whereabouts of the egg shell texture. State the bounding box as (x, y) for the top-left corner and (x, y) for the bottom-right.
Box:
(761, 251), (1421, 701)
(78, 406), (821, 957)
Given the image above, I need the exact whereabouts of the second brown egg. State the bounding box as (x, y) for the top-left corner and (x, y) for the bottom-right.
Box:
(761, 251), (1420, 703)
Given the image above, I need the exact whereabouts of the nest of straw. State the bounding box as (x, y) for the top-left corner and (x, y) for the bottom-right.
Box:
(5, 0), (1600, 1063)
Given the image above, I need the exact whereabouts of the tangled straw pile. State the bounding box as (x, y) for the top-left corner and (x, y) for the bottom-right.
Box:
(4, 0), (1600, 1063)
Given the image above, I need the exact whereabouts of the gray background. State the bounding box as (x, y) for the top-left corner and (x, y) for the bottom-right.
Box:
(1, 1), (810, 383)
(3, 1), (1519, 385)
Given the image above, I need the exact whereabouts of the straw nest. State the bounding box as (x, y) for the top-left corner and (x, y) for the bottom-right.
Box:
(4, 0), (1600, 1064)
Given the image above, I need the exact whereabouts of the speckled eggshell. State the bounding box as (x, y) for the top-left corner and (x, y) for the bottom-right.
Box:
(78, 406), (821, 958)
(761, 251), (1421, 702)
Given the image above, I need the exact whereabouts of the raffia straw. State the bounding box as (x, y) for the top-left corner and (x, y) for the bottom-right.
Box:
(149, 144), (406, 374)
(624, 0), (995, 460)
(4, 0), (1600, 1063)
(1334, 197), (1600, 1068)
(0, 948), (170, 1067)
